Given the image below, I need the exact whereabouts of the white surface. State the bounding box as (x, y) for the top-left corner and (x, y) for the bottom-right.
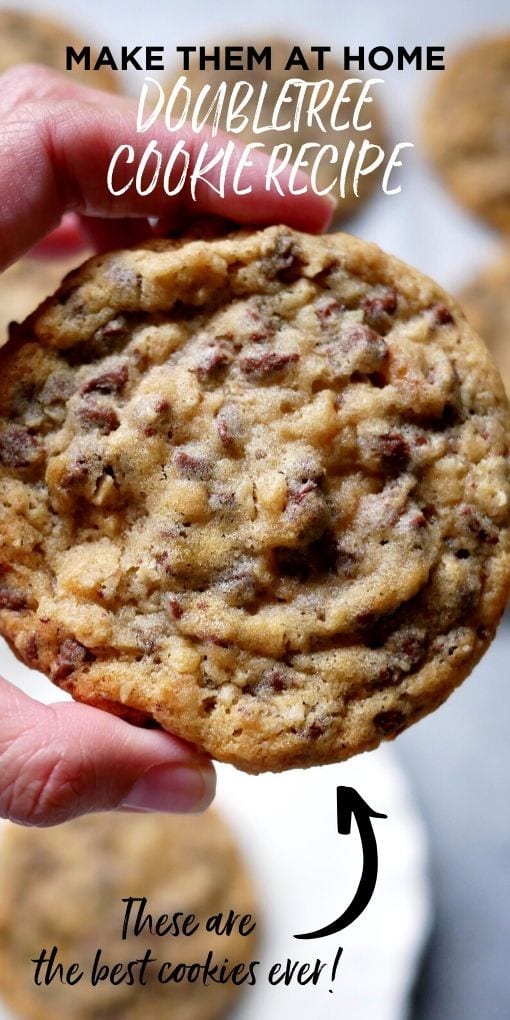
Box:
(0, 638), (430, 1020)
(219, 754), (430, 1020)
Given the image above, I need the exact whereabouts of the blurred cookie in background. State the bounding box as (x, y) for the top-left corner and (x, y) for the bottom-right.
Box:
(460, 250), (510, 396)
(0, 255), (84, 346)
(423, 37), (510, 232)
(165, 38), (386, 222)
(0, 810), (259, 1020)
(0, 8), (120, 92)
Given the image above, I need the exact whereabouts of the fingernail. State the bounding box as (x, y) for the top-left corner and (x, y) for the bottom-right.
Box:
(122, 764), (216, 814)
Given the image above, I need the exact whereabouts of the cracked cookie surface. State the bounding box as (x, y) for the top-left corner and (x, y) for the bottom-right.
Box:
(0, 809), (257, 1020)
(0, 224), (509, 772)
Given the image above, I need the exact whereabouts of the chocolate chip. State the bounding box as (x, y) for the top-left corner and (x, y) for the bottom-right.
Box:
(240, 351), (299, 378)
(174, 449), (211, 480)
(194, 344), (232, 381)
(367, 372), (387, 388)
(249, 326), (274, 342)
(268, 670), (289, 692)
(216, 559), (264, 608)
(410, 512), (427, 529)
(363, 289), (398, 331)
(312, 261), (341, 287)
(51, 639), (95, 682)
(61, 453), (103, 491)
(144, 398), (172, 437)
(422, 505), (437, 521)
(287, 479), (318, 505)
(379, 431), (410, 474)
(460, 505), (499, 544)
(23, 634), (39, 663)
(470, 522), (498, 545)
(154, 399), (170, 414)
(243, 307), (275, 342)
(168, 597), (183, 620)
(0, 426), (43, 468)
(328, 323), (388, 379)
(432, 304), (454, 326)
(315, 296), (342, 322)
(477, 625), (492, 641)
(372, 666), (402, 689)
(217, 417), (234, 448)
(307, 721), (325, 739)
(0, 585), (27, 611)
(344, 323), (381, 346)
(80, 364), (128, 395)
(251, 669), (290, 695)
(285, 490), (328, 545)
(269, 236), (306, 283)
(400, 634), (427, 668)
(77, 402), (120, 433)
(277, 257), (305, 284)
(216, 405), (245, 451)
(373, 709), (406, 735)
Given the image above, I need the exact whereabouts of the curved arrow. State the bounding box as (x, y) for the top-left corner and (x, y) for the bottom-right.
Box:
(294, 786), (386, 940)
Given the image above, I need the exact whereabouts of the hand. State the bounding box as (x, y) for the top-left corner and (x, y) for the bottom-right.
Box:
(0, 63), (333, 269)
(0, 64), (334, 827)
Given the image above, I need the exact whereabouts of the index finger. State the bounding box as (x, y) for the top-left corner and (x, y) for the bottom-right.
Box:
(0, 64), (335, 270)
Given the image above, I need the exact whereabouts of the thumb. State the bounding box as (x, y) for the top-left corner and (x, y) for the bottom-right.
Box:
(0, 676), (216, 827)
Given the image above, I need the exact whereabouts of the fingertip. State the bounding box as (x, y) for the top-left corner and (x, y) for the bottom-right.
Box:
(0, 682), (217, 826)
(281, 193), (336, 234)
(120, 761), (217, 815)
(316, 193), (337, 232)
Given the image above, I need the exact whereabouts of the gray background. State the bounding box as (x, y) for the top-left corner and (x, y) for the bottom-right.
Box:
(399, 618), (510, 1020)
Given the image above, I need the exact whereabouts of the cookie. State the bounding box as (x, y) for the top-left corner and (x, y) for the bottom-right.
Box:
(0, 224), (509, 773)
(165, 39), (385, 221)
(0, 9), (119, 92)
(0, 257), (83, 347)
(423, 37), (510, 232)
(460, 250), (510, 396)
(0, 809), (258, 1020)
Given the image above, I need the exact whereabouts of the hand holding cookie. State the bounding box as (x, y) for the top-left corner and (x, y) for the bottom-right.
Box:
(0, 64), (335, 827)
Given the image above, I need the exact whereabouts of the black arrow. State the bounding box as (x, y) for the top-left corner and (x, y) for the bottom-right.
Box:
(294, 786), (387, 940)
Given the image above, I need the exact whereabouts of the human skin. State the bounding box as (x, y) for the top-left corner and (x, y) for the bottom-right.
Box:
(0, 64), (334, 827)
